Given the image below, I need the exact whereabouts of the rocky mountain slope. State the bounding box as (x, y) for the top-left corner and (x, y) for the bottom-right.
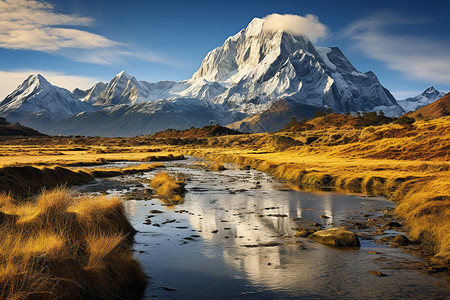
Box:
(407, 92), (450, 119)
(0, 75), (94, 125)
(397, 87), (446, 113)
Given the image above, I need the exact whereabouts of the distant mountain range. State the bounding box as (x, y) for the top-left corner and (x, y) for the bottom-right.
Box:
(407, 92), (450, 120)
(396, 87), (446, 113)
(0, 18), (446, 136)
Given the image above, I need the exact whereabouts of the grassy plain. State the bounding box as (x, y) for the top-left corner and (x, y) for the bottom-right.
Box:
(0, 116), (448, 269)
(176, 116), (449, 267)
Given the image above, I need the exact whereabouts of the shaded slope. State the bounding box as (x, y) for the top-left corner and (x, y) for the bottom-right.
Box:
(0, 117), (45, 136)
(408, 92), (450, 120)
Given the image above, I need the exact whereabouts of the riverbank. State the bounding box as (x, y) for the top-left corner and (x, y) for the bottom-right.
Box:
(0, 163), (165, 197)
(0, 188), (146, 299)
(174, 118), (449, 268)
(0, 117), (448, 269)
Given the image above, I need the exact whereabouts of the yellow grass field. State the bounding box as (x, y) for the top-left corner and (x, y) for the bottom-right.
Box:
(175, 117), (450, 267)
(0, 117), (448, 268)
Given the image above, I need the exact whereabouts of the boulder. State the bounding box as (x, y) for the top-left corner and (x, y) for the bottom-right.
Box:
(309, 228), (360, 248)
(294, 227), (317, 237)
(393, 234), (410, 246)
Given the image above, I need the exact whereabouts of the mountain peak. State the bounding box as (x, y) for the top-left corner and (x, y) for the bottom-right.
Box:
(423, 86), (437, 95)
(245, 17), (265, 37)
(26, 74), (51, 88)
(115, 70), (133, 80)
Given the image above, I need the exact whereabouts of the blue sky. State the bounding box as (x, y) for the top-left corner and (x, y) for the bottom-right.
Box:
(0, 0), (449, 99)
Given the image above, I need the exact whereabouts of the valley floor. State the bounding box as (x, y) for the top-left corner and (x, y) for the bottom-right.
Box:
(0, 116), (449, 270)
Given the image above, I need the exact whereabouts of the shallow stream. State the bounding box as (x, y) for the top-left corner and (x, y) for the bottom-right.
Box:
(76, 157), (449, 299)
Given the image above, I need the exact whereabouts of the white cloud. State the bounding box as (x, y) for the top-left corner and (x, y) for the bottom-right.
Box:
(0, 0), (176, 66)
(343, 13), (450, 84)
(0, 70), (100, 99)
(263, 13), (329, 43)
(0, 0), (117, 51)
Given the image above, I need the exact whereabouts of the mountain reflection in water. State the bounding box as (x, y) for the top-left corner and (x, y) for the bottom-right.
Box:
(98, 158), (449, 299)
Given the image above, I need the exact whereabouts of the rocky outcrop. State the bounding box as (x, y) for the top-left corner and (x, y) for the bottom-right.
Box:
(309, 227), (360, 247)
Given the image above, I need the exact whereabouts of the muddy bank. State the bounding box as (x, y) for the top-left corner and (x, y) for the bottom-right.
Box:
(0, 163), (163, 197)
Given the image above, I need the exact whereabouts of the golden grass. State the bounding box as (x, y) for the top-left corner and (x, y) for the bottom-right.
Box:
(0, 143), (183, 168)
(78, 162), (164, 178)
(1, 117), (448, 267)
(149, 172), (186, 205)
(200, 160), (226, 171)
(177, 117), (450, 267)
(0, 188), (146, 299)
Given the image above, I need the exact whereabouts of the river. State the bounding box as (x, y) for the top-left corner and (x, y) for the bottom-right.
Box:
(76, 157), (449, 299)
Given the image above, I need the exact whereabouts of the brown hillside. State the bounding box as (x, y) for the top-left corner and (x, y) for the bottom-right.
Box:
(304, 113), (358, 129)
(408, 92), (450, 120)
(0, 117), (46, 136)
(227, 99), (321, 133)
(151, 125), (243, 139)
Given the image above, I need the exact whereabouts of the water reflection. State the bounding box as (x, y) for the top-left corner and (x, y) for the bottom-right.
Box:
(80, 158), (450, 299)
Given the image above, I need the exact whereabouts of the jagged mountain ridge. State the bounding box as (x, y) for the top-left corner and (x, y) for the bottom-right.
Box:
(397, 87), (447, 113)
(0, 74), (94, 122)
(72, 18), (402, 117)
(1, 17), (407, 136)
(407, 92), (450, 120)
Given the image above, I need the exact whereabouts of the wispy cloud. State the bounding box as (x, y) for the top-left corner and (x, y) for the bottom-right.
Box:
(0, 0), (176, 66)
(343, 12), (450, 84)
(263, 13), (329, 43)
(0, 70), (100, 99)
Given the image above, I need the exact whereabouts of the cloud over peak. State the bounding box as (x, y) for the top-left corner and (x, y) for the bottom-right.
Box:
(262, 13), (329, 43)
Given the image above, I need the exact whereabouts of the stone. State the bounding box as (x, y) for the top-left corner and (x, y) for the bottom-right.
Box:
(382, 221), (402, 228)
(309, 228), (361, 248)
(369, 270), (387, 277)
(294, 228), (317, 237)
(393, 234), (410, 246)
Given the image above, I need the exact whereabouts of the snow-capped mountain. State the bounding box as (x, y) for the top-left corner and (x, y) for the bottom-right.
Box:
(74, 17), (402, 117)
(185, 18), (402, 117)
(1, 17), (407, 136)
(73, 81), (107, 105)
(72, 71), (188, 106)
(397, 87), (446, 113)
(0, 74), (95, 123)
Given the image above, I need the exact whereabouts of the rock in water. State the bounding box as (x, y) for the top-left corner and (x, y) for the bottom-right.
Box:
(393, 234), (410, 246)
(309, 228), (360, 247)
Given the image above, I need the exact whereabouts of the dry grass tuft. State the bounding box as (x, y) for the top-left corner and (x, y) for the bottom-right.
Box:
(0, 188), (146, 299)
(81, 163), (163, 178)
(200, 160), (226, 171)
(149, 172), (186, 205)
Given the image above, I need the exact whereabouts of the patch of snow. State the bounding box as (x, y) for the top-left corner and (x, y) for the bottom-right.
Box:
(316, 47), (336, 71)
(351, 71), (367, 77)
